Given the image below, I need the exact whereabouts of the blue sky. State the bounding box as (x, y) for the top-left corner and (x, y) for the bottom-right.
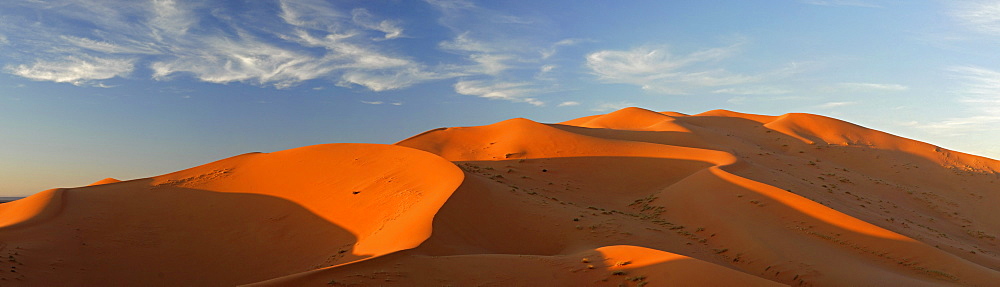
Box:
(2, 0), (1000, 196)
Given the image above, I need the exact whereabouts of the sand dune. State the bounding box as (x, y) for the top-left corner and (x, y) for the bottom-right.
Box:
(0, 144), (463, 286)
(2, 107), (999, 286)
(86, 178), (121, 186)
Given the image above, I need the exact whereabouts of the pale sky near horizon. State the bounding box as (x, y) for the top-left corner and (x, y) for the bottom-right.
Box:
(2, 0), (1000, 196)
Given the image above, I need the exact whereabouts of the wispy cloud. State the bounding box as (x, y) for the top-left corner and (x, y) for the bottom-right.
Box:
(277, 0), (346, 30)
(799, 0), (882, 8)
(540, 38), (586, 59)
(361, 100), (404, 106)
(712, 86), (792, 95)
(591, 101), (636, 112)
(535, 64), (557, 80)
(59, 35), (162, 54)
(585, 43), (795, 94)
(454, 80), (543, 106)
(149, 0), (198, 37)
(337, 68), (446, 92)
(951, 66), (1000, 101)
(430, 1), (530, 78)
(816, 101), (858, 108)
(727, 95), (810, 105)
(2, 0), (568, 105)
(351, 8), (404, 40)
(0, 0), (443, 90)
(919, 66), (1000, 135)
(839, 82), (908, 91)
(148, 35), (328, 89)
(6, 55), (134, 87)
(557, 101), (580, 107)
(427, 0), (572, 105)
(950, 1), (1000, 35)
(438, 32), (495, 53)
(468, 54), (512, 76)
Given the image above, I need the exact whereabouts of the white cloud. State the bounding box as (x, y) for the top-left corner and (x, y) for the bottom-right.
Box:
(712, 86), (792, 95)
(438, 32), (518, 76)
(468, 53), (511, 75)
(557, 101), (580, 107)
(799, 0), (882, 8)
(429, 1), (556, 80)
(840, 82), (908, 91)
(6, 55), (134, 86)
(150, 36), (326, 89)
(950, 66), (1000, 120)
(591, 101), (636, 112)
(439, 32), (495, 53)
(454, 80), (543, 106)
(424, 0), (476, 11)
(1, 0), (449, 91)
(427, 0), (533, 29)
(540, 38), (585, 59)
(1, 0), (566, 105)
(917, 66), (1000, 135)
(586, 44), (765, 94)
(60, 35), (161, 54)
(351, 8), (404, 40)
(727, 95), (810, 105)
(535, 64), (557, 80)
(338, 68), (445, 91)
(278, 0), (346, 30)
(816, 101), (857, 108)
(951, 1), (1000, 35)
(359, 100), (402, 106)
(149, 0), (198, 37)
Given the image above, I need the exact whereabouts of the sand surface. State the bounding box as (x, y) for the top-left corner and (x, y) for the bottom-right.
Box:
(1, 107), (998, 286)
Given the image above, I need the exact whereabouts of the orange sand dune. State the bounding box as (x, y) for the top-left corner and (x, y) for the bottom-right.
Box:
(0, 144), (462, 286)
(2, 107), (999, 286)
(86, 178), (121, 186)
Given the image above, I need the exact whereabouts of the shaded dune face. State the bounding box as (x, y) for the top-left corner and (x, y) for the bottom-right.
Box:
(3, 107), (1000, 286)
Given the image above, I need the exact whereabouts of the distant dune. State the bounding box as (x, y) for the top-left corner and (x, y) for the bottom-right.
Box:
(1, 107), (998, 286)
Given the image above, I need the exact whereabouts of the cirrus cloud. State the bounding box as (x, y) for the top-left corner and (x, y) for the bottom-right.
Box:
(585, 43), (796, 95)
(6, 55), (135, 87)
(1, 0), (587, 106)
(917, 66), (1000, 135)
(454, 80), (543, 106)
(0, 0), (442, 91)
(951, 0), (1000, 35)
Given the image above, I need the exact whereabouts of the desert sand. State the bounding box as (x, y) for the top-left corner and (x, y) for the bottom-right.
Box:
(1, 107), (998, 286)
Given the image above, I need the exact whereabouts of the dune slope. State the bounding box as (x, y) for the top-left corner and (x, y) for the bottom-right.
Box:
(0, 143), (463, 286)
(2, 107), (998, 286)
